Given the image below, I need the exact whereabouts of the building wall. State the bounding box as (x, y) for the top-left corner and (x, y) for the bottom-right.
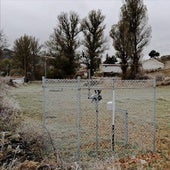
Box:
(142, 59), (164, 71)
(100, 64), (122, 73)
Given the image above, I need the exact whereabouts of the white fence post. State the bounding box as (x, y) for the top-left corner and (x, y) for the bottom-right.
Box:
(112, 82), (115, 151)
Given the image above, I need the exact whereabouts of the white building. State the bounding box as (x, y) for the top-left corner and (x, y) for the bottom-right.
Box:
(100, 64), (122, 74)
(142, 58), (164, 71)
(100, 58), (165, 76)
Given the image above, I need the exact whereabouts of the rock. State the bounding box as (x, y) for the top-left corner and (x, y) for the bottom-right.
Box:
(140, 159), (147, 165)
(18, 160), (39, 170)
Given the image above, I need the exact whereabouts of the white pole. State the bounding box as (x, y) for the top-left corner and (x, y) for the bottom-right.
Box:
(88, 69), (91, 98)
(45, 58), (47, 78)
(112, 82), (115, 151)
(42, 76), (46, 129)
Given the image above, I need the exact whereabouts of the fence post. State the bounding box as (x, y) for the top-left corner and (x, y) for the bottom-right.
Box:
(42, 76), (46, 129)
(77, 76), (81, 161)
(88, 69), (91, 98)
(112, 78), (115, 151)
(153, 78), (156, 152)
(125, 111), (128, 145)
(95, 96), (99, 156)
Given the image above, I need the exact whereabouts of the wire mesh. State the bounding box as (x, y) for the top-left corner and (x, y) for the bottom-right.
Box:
(79, 78), (113, 160)
(42, 77), (156, 162)
(114, 79), (156, 158)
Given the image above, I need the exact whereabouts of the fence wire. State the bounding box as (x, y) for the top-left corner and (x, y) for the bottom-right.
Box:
(113, 79), (156, 158)
(42, 77), (156, 162)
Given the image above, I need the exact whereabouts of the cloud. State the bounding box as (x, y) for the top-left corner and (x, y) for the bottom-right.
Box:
(1, 0), (170, 56)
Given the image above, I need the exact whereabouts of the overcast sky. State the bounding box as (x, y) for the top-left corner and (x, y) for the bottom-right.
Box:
(1, 0), (170, 58)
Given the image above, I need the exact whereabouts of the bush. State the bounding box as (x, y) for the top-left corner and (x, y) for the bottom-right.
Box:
(17, 121), (45, 158)
(155, 74), (164, 81)
(10, 68), (24, 76)
(0, 77), (21, 131)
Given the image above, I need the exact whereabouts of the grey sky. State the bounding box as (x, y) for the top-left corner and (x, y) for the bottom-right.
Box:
(1, 0), (170, 58)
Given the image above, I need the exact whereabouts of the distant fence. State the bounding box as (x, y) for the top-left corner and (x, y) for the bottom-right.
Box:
(42, 77), (156, 162)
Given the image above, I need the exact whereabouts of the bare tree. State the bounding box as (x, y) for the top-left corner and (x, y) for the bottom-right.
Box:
(13, 35), (41, 81)
(110, 0), (151, 79)
(110, 20), (130, 79)
(81, 10), (107, 77)
(0, 30), (8, 59)
(46, 11), (80, 78)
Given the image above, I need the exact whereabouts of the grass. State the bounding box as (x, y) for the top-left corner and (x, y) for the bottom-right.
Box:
(9, 83), (42, 118)
(155, 86), (170, 169)
(8, 82), (170, 168)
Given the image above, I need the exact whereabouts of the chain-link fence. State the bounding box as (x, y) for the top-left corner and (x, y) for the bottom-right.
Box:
(42, 77), (156, 162)
(113, 79), (156, 158)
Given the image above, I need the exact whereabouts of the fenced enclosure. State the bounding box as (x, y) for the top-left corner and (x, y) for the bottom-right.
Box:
(42, 77), (156, 162)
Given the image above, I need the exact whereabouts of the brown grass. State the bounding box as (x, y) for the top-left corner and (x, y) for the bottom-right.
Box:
(7, 82), (170, 169)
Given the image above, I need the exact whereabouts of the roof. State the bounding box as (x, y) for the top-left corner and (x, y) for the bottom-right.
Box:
(142, 58), (164, 64)
(102, 64), (121, 67)
(142, 58), (164, 70)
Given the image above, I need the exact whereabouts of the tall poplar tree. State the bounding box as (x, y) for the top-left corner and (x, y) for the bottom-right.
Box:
(110, 20), (130, 79)
(13, 35), (41, 81)
(110, 0), (151, 79)
(46, 11), (80, 78)
(81, 10), (107, 77)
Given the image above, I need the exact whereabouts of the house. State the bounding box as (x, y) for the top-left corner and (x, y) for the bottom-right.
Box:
(142, 58), (164, 71)
(1, 48), (14, 59)
(74, 68), (88, 78)
(100, 64), (122, 76)
(99, 58), (165, 77)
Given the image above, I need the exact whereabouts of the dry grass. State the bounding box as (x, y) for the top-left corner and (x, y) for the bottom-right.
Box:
(147, 68), (170, 78)
(0, 77), (21, 131)
(8, 82), (170, 169)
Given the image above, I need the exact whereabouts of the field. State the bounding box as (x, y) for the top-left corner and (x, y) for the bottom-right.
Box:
(9, 81), (170, 168)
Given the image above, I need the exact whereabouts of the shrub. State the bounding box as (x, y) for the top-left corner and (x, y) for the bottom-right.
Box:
(0, 77), (21, 131)
(17, 121), (45, 159)
(155, 74), (164, 81)
(10, 68), (24, 76)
